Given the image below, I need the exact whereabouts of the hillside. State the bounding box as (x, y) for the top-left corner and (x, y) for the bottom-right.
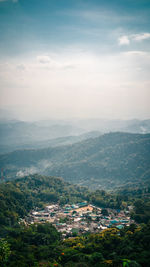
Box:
(1, 118), (150, 154)
(1, 132), (150, 189)
(0, 120), (85, 154)
(0, 174), (150, 267)
(0, 174), (91, 233)
(0, 125), (100, 154)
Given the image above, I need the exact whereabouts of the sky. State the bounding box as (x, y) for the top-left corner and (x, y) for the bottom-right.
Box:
(0, 0), (150, 121)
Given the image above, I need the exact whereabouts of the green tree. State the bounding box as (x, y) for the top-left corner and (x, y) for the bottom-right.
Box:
(0, 238), (11, 267)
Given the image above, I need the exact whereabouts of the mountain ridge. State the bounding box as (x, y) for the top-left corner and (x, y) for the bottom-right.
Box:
(1, 132), (150, 189)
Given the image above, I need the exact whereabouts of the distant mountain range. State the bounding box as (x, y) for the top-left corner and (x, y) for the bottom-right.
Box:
(71, 118), (150, 133)
(1, 132), (150, 190)
(0, 118), (150, 154)
(0, 120), (85, 154)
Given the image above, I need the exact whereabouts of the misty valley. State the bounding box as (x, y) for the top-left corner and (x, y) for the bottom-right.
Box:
(0, 119), (150, 267)
(1, 0), (150, 266)
(0, 120), (150, 190)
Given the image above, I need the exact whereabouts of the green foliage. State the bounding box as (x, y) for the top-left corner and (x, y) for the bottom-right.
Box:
(0, 174), (90, 233)
(0, 174), (150, 266)
(6, 222), (60, 267)
(117, 187), (150, 224)
(0, 238), (11, 267)
(0, 173), (150, 235)
(132, 200), (150, 224)
(4, 224), (149, 267)
(59, 225), (150, 266)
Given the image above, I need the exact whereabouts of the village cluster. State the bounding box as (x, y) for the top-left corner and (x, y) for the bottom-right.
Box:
(22, 202), (134, 238)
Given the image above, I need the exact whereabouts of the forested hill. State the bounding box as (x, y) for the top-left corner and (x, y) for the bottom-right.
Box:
(0, 132), (150, 189)
(0, 173), (150, 232)
(0, 174), (150, 266)
(0, 174), (89, 233)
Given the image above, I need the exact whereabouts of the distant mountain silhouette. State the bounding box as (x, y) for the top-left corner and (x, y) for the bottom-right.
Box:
(1, 132), (150, 189)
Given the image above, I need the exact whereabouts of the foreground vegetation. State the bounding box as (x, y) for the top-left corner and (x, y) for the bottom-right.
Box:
(0, 174), (150, 266)
(1, 222), (150, 266)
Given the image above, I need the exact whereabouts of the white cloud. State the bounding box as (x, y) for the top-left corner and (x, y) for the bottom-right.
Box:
(123, 51), (147, 56)
(118, 32), (150, 45)
(132, 33), (150, 41)
(118, 35), (130, 45)
(37, 55), (61, 69)
(0, 50), (150, 120)
(37, 54), (76, 70)
(37, 55), (51, 64)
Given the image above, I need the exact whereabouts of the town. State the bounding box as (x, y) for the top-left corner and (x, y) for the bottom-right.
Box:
(21, 202), (135, 238)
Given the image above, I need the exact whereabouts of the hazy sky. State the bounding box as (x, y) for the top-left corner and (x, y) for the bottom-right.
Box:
(0, 0), (150, 120)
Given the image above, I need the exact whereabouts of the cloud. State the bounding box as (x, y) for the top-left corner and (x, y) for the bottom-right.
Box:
(37, 55), (76, 70)
(16, 166), (38, 177)
(132, 33), (150, 41)
(118, 32), (150, 45)
(37, 55), (62, 70)
(118, 35), (130, 45)
(1, 50), (150, 121)
(16, 64), (26, 71)
(123, 51), (147, 56)
(0, 0), (18, 2)
(16, 160), (53, 177)
(59, 9), (134, 25)
(37, 55), (51, 64)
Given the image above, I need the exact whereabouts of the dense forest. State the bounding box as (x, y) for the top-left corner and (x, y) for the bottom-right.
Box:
(0, 174), (150, 266)
(1, 174), (150, 232)
(1, 222), (150, 266)
(0, 132), (150, 189)
(0, 175), (88, 234)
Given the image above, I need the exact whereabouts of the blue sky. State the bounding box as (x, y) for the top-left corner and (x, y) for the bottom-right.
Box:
(0, 0), (150, 56)
(0, 0), (150, 120)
